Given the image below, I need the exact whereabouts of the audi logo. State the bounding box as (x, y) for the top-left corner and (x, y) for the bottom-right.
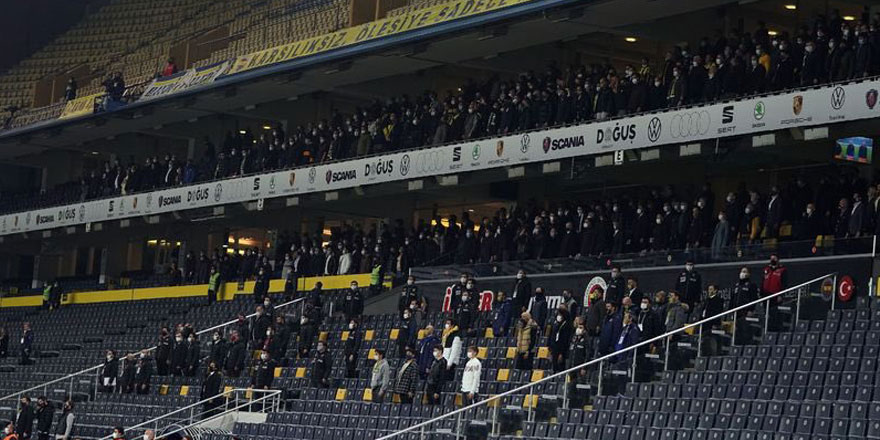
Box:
(670, 110), (711, 139)
(413, 151), (443, 173)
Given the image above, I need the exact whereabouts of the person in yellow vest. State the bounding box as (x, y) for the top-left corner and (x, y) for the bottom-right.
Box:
(207, 267), (222, 305)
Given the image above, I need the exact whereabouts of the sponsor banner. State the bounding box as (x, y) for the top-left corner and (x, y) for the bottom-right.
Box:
(224, 0), (536, 76)
(138, 62), (230, 102)
(59, 93), (104, 119)
(4, 79), (880, 236)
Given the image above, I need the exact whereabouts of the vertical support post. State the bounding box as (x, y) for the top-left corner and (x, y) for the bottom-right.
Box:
(697, 324), (703, 358)
(492, 399), (499, 436)
(831, 274), (838, 311)
(764, 297), (770, 336)
(597, 360), (604, 396)
(731, 310), (737, 347)
(664, 335), (671, 372)
(631, 349), (638, 384)
(455, 411), (462, 440)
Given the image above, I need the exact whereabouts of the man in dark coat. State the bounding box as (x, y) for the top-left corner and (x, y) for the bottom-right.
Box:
(134, 354), (153, 394)
(224, 332), (247, 378)
(310, 341), (332, 388)
(425, 345), (447, 405)
(251, 352), (276, 390)
(511, 270), (532, 314)
(201, 362), (223, 416)
(674, 260), (703, 308)
(344, 319), (361, 378)
(15, 396), (34, 440)
(343, 282), (364, 322)
(33, 397), (52, 440)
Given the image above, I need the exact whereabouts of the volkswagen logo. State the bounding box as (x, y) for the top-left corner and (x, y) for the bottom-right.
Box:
(414, 151), (443, 173)
(400, 154), (411, 176)
(520, 134), (530, 153)
(670, 111), (711, 139)
(647, 117), (662, 142)
(831, 86), (846, 110)
(79, 205), (85, 222)
(308, 167), (317, 184)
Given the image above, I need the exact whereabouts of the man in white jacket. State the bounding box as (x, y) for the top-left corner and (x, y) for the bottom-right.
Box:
(460, 346), (482, 405)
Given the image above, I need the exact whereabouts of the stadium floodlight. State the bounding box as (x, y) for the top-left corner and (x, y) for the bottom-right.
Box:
(784, 4), (796, 10)
(625, 37), (637, 43)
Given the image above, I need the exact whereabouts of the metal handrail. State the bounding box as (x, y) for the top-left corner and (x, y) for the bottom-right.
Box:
(96, 388), (282, 440)
(376, 272), (835, 439)
(0, 295), (305, 403)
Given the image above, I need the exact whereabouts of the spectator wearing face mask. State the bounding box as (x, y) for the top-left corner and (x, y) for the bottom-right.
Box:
(110, 427), (125, 440)
(344, 319), (361, 378)
(425, 345), (447, 405)
(762, 254), (786, 331)
(343, 282), (364, 323)
(252, 351), (275, 390)
(170, 333), (188, 377)
(675, 260), (702, 309)
(252, 305), (271, 348)
(440, 318), (462, 381)
(460, 346), (482, 405)
(119, 354), (136, 394)
(253, 267), (270, 304)
(297, 304), (320, 359)
(184, 334), (200, 377)
(134, 352), (153, 395)
(514, 312), (538, 370)
(370, 349), (392, 403)
(598, 302), (622, 356)
(101, 350), (119, 393)
(207, 266), (222, 305)
(208, 331), (228, 367)
(613, 312), (641, 365)
(530, 288), (548, 332)
(311, 341), (332, 388)
(605, 265), (625, 305)
(53, 400), (74, 440)
(548, 307), (573, 373)
(201, 362), (223, 416)
(224, 331), (247, 377)
(394, 348), (419, 404)
(455, 281), (477, 336)
(399, 275), (419, 313)
(567, 317), (592, 406)
(502, 270), (528, 314)
(398, 309), (416, 358)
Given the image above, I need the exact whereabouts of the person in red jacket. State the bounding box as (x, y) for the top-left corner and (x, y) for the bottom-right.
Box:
(162, 58), (178, 77)
(761, 254), (787, 331)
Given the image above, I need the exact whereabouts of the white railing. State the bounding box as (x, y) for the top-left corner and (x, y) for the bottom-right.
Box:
(376, 272), (836, 440)
(96, 388), (282, 440)
(0, 295), (305, 408)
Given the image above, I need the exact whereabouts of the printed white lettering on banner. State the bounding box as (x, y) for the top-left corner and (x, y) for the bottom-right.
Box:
(4, 80), (880, 236)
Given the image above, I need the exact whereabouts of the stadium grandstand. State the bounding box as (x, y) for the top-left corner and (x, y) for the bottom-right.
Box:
(1, 0), (880, 439)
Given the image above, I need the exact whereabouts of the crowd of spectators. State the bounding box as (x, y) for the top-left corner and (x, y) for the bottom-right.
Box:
(6, 12), (880, 214)
(152, 166), (873, 296)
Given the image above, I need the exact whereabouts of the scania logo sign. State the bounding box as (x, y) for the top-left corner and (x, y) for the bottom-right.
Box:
(596, 123), (636, 144)
(647, 117), (662, 142)
(543, 135), (585, 153)
(158, 194), (182, 207)
(325, 169), (357, 184)
(670, 110), (711, 138)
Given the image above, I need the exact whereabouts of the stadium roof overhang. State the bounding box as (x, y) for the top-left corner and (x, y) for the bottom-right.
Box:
(0, 0), (741, 160)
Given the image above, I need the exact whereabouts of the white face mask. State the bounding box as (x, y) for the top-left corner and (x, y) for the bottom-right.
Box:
(300, 317), (307, 324)
(407, 280), (414, 285)
(467, 351), (476, 359)
(740, 272), (748, 280)
(462, 295), (469, 301)
(517, 273), (523, 279)
(576, 328), (584, 336)
(556, 315), (563, 323)
(640, 303), (649, 310)
(144, 434), (150, 440)
(349, 323), (355, 330)
(261, 354), (268, 361)
(434, 351), (443, 359)
(176, 338), (183, 343)
(403, 313), (411, 319)
(5, 428), (12, 435)
(460, 278), (467, 284)
(445, 323), (451, 330)
(113, 433), (122, 439)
